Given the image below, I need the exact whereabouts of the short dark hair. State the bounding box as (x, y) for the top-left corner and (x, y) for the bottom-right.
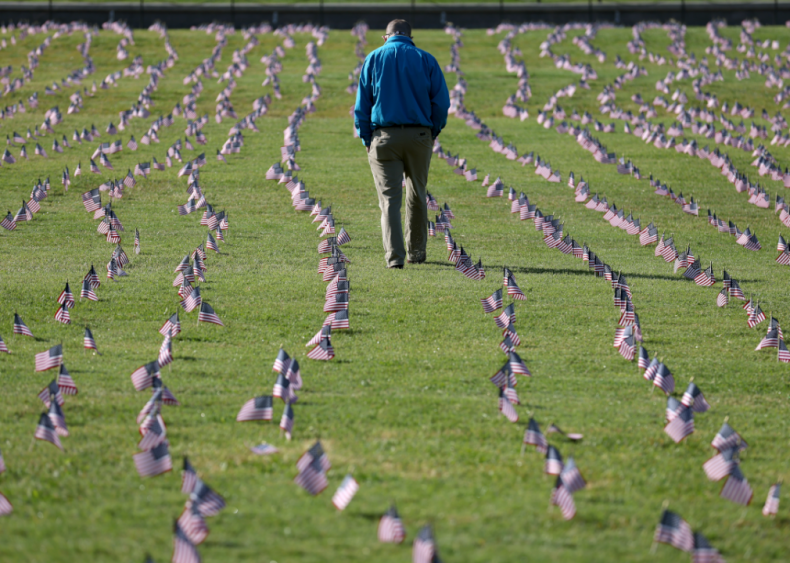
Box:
(386, 19), (412, 38)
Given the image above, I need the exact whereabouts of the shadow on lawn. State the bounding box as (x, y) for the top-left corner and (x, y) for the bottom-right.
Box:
(498, 265), (757, 283)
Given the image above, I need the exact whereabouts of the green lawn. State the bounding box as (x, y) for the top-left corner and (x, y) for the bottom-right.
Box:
(0, 23), (789, 563)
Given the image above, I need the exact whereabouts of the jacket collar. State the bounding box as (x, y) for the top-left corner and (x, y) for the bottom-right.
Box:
(386, 35), (415, 47)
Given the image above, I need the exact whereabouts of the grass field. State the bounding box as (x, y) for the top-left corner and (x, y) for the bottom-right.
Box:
(1, 21), (790, 563)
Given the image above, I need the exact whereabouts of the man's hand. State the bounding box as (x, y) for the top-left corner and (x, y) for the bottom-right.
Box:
(366, 145), (370, 154)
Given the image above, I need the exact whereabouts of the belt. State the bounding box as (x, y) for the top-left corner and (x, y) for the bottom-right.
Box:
(379, 124), (429, 129)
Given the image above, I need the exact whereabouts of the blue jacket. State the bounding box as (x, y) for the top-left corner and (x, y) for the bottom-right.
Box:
(354, 36), (450, 147)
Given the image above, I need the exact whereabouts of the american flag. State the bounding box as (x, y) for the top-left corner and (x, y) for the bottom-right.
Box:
(279, 400), (294, 437)
(523, 418), (548, 453)
(413, 525), (437, 563)
(285, 360), (303, 389)
(35, 344), (63, 371)
(560, 457), (586, 493)
(198, 302), (224, 326)
(307, 338), (334, 361)
(182, 457), (198, 494)
(84, 265), (101, 289)
(703, 447), (737, 481)
(160, 312), (181, 337)
(54, 303), (71, 324)
(665, 405), (694, 443)
(720, 465), (753, 505)
(481, 289), (503, 313)
(653, 362), (675, 394)
(744, 234), (761, 251)
(332, 474), (360, 511)
(729, 280), (744, 300)
(748, 304), (766, 328)
(178, 503), (209, 545)
(654, 509), (694, 552)
(172, 520), (201, 563)
(637, 346), (650, 369)
(138, 414), (166, 451)
(770, 317), (784, 340)
(0, 211), (15, 231)
(273, 348), (291, 373)
(38, 380), (64, 408)
(127, 136), (138, 150)
(545, 445), (564, 475)
(779, 340), (790, 363)
(491, 362), (516, 389)
(324, 293), (349, 313)
(551, 476), (576, 520)
(48, 400), (69, 437)
(294, 456), (328, 496)
(0, 492), (12, 516)
(131, 361), (161, 391)
(506, 276), (526, 300)
(206, 232), (219, 253)
(80, 278), (98, 302)
(181, 287), (202, 313)
(716, 288), (729, 307)
(152, 377), (179, 406)
(762, 482), (781, 516)
(133, 441), (172, 477)
(378, 505), (406, 543)
(34, 412), (62, 450)
(81, 189), (101, 212)
(681, 382), (710, 412)
(336, 227), (351, 245)
(0, 335), (8, 354)
(619, 335), (636, 360)
(57, 364), (78, 395)
(250, 443), (279, 455)
(498, 388), (518, 422)
(273, 372), (295, 403)
(692, 532), (725, 563)
(236, 395), (273, 421)
(711, 421), (747, 452)
(190, 479), (226, 517)
(14, 200), (32, 222)
(13, 313), (33, 337)
(159, 331), (173, 366)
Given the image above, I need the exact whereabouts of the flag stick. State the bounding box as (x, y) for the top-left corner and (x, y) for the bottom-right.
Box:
(650, 500), (670, 554)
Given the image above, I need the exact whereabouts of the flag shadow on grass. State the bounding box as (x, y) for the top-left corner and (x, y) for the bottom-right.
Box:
(354, 511), (383, 522)
(505, 265), (743, 283)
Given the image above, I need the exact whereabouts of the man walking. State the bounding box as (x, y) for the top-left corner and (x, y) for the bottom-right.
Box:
(355, 20), (450, 269)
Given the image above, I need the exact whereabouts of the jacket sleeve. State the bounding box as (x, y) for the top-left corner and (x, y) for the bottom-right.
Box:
(354, 58), (374, 147)
(428, 57), (450, 139)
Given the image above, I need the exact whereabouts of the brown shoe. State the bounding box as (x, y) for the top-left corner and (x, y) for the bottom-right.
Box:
(388, 264), (404, 269)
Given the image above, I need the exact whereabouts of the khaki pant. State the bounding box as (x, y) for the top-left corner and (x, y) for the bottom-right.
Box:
(368, 126), (433, 267)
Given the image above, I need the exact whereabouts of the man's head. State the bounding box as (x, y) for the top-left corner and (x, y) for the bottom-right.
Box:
(385, 20), (412, 39)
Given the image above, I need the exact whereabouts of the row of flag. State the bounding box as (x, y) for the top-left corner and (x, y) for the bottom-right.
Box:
(448, 26), (785, 560)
